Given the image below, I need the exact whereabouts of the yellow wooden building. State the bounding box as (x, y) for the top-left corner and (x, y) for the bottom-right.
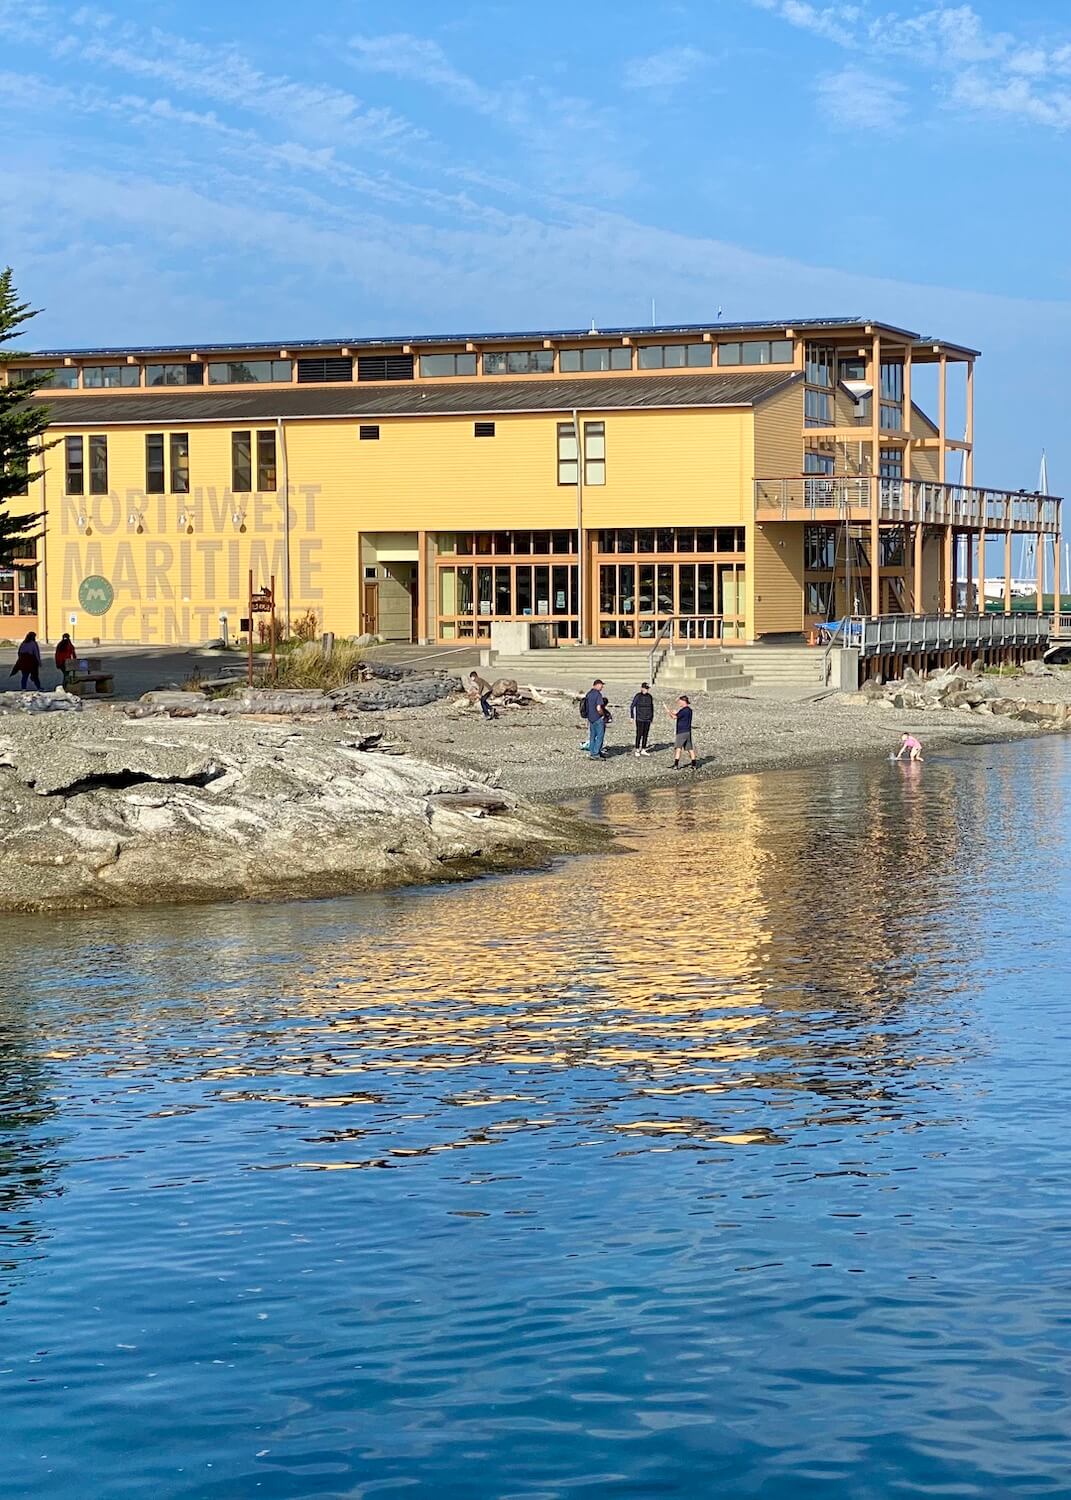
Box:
(2, 317), (1061, 648)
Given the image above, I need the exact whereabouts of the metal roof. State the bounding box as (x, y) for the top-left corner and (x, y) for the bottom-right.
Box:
(24, 316), (905, 360)
(34, 371), (803, 425)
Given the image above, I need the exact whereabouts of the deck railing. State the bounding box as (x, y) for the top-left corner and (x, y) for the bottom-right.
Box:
(858, 611), (1048, 658)
(755, 476), (1061, 534)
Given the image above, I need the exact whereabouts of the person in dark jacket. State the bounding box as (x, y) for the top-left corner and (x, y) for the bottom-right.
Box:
(630, 682), (655, 756)
(666, 693), (697, 770)
(582, 679), (608, 759)
(54, 633), (78, 681)
(10, 631), (41, 691)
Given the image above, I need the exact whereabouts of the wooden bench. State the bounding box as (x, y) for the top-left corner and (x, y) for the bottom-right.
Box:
(66, 672), (114, 697)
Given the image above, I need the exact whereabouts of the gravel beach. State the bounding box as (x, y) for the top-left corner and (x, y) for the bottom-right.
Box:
(379, 675), (1071, 802)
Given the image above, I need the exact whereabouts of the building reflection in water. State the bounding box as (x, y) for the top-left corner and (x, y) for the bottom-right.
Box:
(0, 746), (1063, 1184)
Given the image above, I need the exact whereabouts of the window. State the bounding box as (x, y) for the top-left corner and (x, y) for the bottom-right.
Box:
(474, 421), (496, 438)
(805, 388), (832, 427)
(88, 435), (108, 495)
(145, 362), (204, 386)
(718, 339), (793, 366)
(558, 346), (632, 372)
(880, 530), (905, 567)
(637, 343), (712, 369)
(297, 357), (353, 383)
(584, 420), (605, 486)
(208, 359), (293, 384)
(880, 402), (904, 431)
(9, 366), (79, 390)
(557, 422), (578, 485)
(419, 353), (478, 377)
(880, 447), (903, 479)
(170, 433), (190, 494)
(146, 434), (165, 494)
(804, 528), (835, 570)
(805, 344), (834, 387)
(483, 349), (554, 375)
(805, 450), (835, 475)
(356, 354), (414, 382)
(806, 581), (834, 616)
(839, 357), (866, 382)
(65, 436), (84, 495)
(82, 365), (140, 388)
(359, 425), (380, 441)
(0, 566), (38, 617)
(232, 431), (252, 493)
(257, 430), (277, 491)
(880, 361), (904, 402)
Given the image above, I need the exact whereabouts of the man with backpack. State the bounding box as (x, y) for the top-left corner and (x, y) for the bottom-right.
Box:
(630, 681), (655, 756)
(580, 678), (609, 759)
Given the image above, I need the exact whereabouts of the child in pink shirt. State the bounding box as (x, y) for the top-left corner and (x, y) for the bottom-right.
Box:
(895, 733), (923, 762)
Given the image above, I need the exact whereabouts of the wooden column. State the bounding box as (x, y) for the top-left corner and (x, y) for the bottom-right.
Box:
(1004, 533), (1013, 614)
(870, 332), (881, 615)
(1036, 534), (1045, 611)
(1054, 529), (1062, 626)
(417, 529), (428, 643)
(902, 344), (913, 480)
(977, 527), (987, 615)
(964, 534), (972, 611)
(938, 352), (948, 484)
(913, 522), (924, 612)
(965, 359), (975, 485)
(943, 527), (954, 611)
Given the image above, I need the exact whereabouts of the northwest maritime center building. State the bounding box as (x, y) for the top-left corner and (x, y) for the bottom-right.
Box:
(3, 316), (1062, 650)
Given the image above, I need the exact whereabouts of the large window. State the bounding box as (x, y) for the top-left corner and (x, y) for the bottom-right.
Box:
(804, 388), (833, 427)
(436, 532), (579, 642)
(483, 349), (555, 375)
(558, 346), (632, 372)
(598, 528), (744, 553)
(208, 359), (293, 384)
(880, 402), (904, 431)
(880, 447), (903, 479)
(82, 365), (140, 388)
(880, 361), (904, 402)
(257, 430), (277, 491)
(0, 566), (38, 618)
(88, 435), (108, 495)
(232, 431), (252, 493)
(65, 436), (84, 495)
(804, 450), (835, 475)
(169, 433), (190, 494)
(636, 343), (712, 369)
(718, 339), (793, 366)
(804, 527), (836, 570)
(418, 352), (478, 377)
(805, 344), (834, 387)
(146, 362), (204, 387)
(595, 529), (745, 641)
(9, 366), (78, 390)
(146, 434), (165, 494)
(584, 421), (605, 486)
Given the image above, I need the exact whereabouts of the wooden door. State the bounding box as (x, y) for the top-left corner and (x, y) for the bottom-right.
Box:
(362, 581), (379, 635)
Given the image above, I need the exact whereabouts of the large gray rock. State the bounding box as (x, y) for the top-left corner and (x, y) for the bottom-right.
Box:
(0, 716), (598, 911)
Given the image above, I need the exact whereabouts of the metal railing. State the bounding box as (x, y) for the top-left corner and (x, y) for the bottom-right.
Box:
(858, 611), (1048, 659)
(1050, 612), (1071, 638)
(647, 616), (724, 682)
(755, 476), (1061, 534)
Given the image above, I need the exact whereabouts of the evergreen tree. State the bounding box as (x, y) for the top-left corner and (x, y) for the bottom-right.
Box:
(0, 268), (50, 558)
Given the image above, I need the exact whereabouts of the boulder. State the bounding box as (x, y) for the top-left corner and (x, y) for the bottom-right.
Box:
(490, 678), (519, 698)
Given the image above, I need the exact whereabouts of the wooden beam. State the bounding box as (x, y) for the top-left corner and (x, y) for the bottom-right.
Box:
(913, 522), (924, 612)
(903, 344), (913, 482)
(417, 528), (428, 644)
(944, 527), (954, 611)
(1053, 530), (1061, 625)
(1004, 533), (1013, 614)
(871, 333), (881, 615)
(965, 360), (975, 486)
(938, 352), (948, 484)
(977, 526), (986, 615)
(1036, 533), (1045, 611)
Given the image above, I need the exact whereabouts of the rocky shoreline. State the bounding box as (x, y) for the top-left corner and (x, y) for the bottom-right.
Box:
(0, 711), (605, 913)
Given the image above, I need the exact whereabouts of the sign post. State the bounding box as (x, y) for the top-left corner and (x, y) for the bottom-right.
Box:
(247, 570), (276, 686)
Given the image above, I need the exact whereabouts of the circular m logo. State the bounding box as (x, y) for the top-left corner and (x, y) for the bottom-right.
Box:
(78, 575), (114, 616)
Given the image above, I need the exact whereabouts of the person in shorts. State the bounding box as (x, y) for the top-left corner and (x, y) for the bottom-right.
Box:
(894, 732), (923, 762)
(666, 694), (697, 770)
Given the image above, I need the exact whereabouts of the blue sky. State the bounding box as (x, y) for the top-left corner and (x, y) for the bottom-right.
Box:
(1, 0), (1068, 486)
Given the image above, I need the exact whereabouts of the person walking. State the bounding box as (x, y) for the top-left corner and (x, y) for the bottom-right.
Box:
(467, 670), (496, 721)
(666, 693), (697, 771)
(10, 631), (42, 690)
(54, 632), (77, 684)
(582, 678), (609, 759)
(630, 681), (655, 757)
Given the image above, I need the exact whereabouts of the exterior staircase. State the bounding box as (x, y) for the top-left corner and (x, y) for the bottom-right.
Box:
(481, 645), (751, 693)
(718, 644), (826, 689)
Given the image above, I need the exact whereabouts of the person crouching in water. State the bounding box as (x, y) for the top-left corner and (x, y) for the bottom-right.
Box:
(895, 732), (923, 762)
(667, 694), (697, 771)
(10, 631), (41, 690)
(630, 681), (654, 757)
(467, 670), (496, 721)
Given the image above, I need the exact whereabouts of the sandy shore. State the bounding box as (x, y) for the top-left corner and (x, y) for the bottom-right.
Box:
(377, 675), (1071, 802)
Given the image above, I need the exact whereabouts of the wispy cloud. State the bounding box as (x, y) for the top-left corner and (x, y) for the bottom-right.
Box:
(623, 45), (711, 91)
(753, 1), (1071, 132)
(815, 66), (907, 131)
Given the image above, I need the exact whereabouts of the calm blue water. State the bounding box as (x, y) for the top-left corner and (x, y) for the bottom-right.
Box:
(2, 739), (1071, 1499)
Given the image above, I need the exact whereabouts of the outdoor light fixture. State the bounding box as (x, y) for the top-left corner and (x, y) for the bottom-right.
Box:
(178, 510), (194, 533)
(232, 507), (247, 533)
(77, 511), (92, 536)
(128, 507), (146, 534)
